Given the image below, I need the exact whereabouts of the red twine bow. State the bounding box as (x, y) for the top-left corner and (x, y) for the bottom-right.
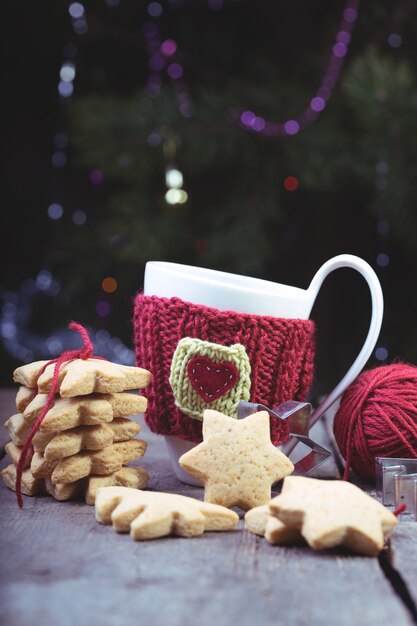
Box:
(16, 321), (104, 508)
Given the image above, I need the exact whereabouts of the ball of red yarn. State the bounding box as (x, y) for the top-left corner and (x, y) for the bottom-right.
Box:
(333, 363), (417, 481)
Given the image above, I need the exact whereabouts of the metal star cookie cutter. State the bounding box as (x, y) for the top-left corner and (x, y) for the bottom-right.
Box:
(237, 400), (331, 475)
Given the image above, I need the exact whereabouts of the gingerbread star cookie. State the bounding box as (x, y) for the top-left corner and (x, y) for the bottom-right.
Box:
(1, 464), (43, 497)
(31, 439), (147, 484)
(268, 476), (398, 556)
(44, 467), (149, 504)
(95, 486), (239, 540)
(15, 386), (37, 412)
(179, 410), (294, 510)
(13, 359), (151, 397)
(23, 391), (147, 431)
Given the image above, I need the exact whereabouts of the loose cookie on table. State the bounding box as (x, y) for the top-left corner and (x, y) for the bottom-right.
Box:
(31, 439), (147, 484)
(13, 359), (151, 397)
(22, 391), (147, 432)
(95, 486), (239, 540)
(267, 476), (398, 556)
(179, 409), (294, 510)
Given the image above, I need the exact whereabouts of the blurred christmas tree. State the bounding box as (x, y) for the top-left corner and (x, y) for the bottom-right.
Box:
(2, 0), (417, 393)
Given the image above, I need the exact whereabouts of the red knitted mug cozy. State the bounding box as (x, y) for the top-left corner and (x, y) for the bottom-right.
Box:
(133, 294), (316, 445)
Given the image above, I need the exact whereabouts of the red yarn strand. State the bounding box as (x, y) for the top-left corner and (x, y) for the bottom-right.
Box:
(15, 322), (100, 508)
(393, 503), (407, 516)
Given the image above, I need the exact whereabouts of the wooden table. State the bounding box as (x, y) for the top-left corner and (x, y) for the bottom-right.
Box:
(0, 388), (416, 626)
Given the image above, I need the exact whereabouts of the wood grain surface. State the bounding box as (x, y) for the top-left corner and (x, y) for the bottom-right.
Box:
(0, 388), (416, 626)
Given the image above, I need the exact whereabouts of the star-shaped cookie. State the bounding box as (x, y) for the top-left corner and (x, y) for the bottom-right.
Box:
(179, 409), (294, 510)
(95, 486), (239, 540)
(268, 476), (398, 556)
(13, 359), (151, 397)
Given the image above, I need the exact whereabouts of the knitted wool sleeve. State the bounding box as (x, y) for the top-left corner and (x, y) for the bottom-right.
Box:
(133, 294), (316, 446)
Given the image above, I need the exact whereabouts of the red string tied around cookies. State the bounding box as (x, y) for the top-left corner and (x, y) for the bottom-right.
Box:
(15, 321), (104, 508)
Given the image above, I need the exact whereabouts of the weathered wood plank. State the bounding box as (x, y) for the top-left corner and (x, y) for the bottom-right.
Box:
(0, 388), (415, 626)
(390, 523), (417, 610)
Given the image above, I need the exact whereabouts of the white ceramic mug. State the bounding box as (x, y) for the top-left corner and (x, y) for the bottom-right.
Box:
(144, 254), (383, 484)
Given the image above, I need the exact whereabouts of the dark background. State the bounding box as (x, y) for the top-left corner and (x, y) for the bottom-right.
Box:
(1, 0), (417, 404)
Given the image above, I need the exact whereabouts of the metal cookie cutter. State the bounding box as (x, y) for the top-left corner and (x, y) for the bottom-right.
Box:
(237, 400), (331, 476)
(375, 457), (417, 520)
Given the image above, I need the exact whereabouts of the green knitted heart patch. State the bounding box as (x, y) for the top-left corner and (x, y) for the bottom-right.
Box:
(169, 337), (251, 421)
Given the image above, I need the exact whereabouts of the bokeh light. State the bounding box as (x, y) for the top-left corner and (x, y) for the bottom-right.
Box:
(167, 63), (183, 80)
(310, 96), (326, 112)
(54, 133), (68, 149)
(73, 18), (88, 35)
(283, 176), (299, 192)
(101, 277), (118, 293)
(284, 120), (300, 135)
(96, 301), (111, 317)
(36, 270), (52, 291)
(165, 189), (188, 205)
(376, 253), (389, 267)
(148, 2), (163, 17)
(375, 346), (388, 361)
(148, 132), (162, 147)
(161, 40), (177, 57)
(89, 169), (104, 185)
(240, 111), (256, 126)
(377, 220), (390, 235)
(52, 152), (67, 167)
(73, 210), (87, 225)
(165, 168), (183, 189)
(48, 203), (64, 220)
(60, 63), (76, 82)
(343, 8), (357, 22)
(388, 33), (402, 48)
(58, 81), (74, 97)
(69, 2), (84, 19)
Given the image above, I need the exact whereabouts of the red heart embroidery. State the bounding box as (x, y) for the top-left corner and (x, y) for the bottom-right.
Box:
(187, 357), (239, 403)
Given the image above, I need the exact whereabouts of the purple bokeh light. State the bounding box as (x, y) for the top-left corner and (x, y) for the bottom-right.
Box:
(148, 2), (163, 17)
(333, 42), (347, 58)
(150, 53), (165, 72)
(161, 39), (177, 57)
(343, 8), (357, 22)
(240, 110), (256, 126)
(90, 169), (104, 185)
(252, 117), (266, 132)
(336, 31), (351, 45)
(284, 120), (300, 135)
(96, 301), (111, 317)
(310, 96), (326, 112)
(167, 63), (183, 79)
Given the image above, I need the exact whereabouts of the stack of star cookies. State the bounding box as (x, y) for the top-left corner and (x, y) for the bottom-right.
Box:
(1, 358), (151, 504)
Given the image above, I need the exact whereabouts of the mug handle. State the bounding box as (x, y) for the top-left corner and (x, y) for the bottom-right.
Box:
(306, 254), (384, 426)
